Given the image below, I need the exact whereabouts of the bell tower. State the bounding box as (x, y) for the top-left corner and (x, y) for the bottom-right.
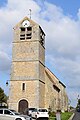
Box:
(8, 17), (45, 113)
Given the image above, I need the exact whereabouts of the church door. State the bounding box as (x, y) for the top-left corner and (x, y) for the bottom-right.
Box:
(18, 99), (28, 114)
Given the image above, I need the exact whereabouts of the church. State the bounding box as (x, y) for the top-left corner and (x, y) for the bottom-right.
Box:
(8, 16), (68, 113)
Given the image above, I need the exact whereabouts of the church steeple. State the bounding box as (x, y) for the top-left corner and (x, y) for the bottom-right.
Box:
(9, 17), (45, 113)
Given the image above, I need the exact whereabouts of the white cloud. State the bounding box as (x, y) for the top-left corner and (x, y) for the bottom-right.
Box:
(68, 89), (80, 107)
(41, 2), (64, 21)
(0, 0), (80, 106)
(0, 0), (40, 71)
(0, 51), (11, 71)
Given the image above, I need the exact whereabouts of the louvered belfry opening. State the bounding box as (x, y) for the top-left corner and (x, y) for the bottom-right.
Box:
(20, 26), (32, 40)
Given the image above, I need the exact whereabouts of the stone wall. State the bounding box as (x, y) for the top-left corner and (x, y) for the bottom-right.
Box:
(45, 67), (68, 112)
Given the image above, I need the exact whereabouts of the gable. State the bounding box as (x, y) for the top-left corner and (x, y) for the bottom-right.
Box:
(13, 16), (39, 29)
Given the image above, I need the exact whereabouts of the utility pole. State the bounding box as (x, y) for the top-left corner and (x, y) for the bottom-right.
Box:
(29, 9), (32, 19)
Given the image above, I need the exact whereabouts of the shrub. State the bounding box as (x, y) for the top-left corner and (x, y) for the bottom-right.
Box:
(49, 111), (56, 117)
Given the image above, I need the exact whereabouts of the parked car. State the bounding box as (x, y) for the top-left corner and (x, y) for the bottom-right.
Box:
(24, 108), (35, 116)
(10, 109), (32, 120)
(0, 108), (31, 120)
(31, 108), (49, 119)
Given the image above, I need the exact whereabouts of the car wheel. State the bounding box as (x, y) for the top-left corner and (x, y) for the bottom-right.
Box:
(15, 118), (22, 120)
(30, 117), (32, 120)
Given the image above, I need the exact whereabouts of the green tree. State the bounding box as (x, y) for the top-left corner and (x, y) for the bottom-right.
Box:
(0, 87), (8, 106)
(78, 99), (80, 105)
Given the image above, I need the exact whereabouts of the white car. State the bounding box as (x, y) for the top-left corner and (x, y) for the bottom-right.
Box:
(0, 108), (31, 120)
(31, 108), (49, 119)
(24, 108), (36, 116)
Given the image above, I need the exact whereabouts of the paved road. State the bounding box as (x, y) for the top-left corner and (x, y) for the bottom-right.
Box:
(72, 112), (80, 120)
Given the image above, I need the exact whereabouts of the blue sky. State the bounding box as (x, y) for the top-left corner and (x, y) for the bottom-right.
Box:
(1, 0), (80, 16)
(0, 0), (7, 7)
(47, 0), (80, 16)
(36, 0), (80, 18)
(0, 0), (80, 107)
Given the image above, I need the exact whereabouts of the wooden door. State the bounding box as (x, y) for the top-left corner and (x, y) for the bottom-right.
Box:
(18, 99), (28, 114)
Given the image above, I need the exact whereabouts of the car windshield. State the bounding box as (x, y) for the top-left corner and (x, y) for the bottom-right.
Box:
(29, 108), (35, 111)
(13, 112), (21, 115)
(38, 109), (48, 112)
(10, 110), (21, 115)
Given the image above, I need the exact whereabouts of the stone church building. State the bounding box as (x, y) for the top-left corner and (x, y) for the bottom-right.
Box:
(8, 17), (68, 113)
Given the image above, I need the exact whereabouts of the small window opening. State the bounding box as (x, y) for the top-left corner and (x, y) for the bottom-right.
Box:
(26, 33), (32, 36)
(27, 27), (32, 31)
(26, 36), (32, 39)
(39, 26), (45, 47)
(20, 34), (25, 40)
(20, 34), (25, 37)
(26, 27), (32, 39)
(22, 83), (25, 91)
(21, 27), (25, 31)
(20, 38), (25, 40)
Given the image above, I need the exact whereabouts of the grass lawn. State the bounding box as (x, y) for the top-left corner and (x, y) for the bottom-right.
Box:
(49, 112), (73, 120)
(61, 112), (73, 120)
(49, 116), (56, 120)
